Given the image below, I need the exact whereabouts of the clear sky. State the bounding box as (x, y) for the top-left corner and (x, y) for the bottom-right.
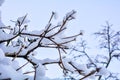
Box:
(2, 0), (120, 31)
(1, 0), (120, 79)
(1, 0), (120, 46)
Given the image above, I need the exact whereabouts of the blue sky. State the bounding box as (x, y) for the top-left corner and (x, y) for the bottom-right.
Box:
(1, 0), (120, 47)
(2, 0), (120, 32)
(1, 0), (120, 45)
(1, 0), (120, 79)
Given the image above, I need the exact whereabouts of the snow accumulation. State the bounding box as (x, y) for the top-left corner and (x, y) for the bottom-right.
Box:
(0, 48), (5, 60)
(96, 67), (110, 77)
(0, 1), (110, 80)
(0, 48), (27, 80)
(15, 15), (30, 26)
(35, 63), (46, 80)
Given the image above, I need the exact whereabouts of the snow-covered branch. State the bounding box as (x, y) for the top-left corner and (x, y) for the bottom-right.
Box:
(0, 2), (85, 79)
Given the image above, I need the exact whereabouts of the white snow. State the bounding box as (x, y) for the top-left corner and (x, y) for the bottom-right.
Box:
(41, 58), (59, 64)
(2, 45), (21, 55)
(62, 58), (76, 72)
(96, 67), (110, 77)
(0, 48), (5, 59)
(65, 10), (76, 20)
(0, 48), (27, 80)
(71, 61), (89, 75)
(15, 15), (30, 26)
(0, 2), (111, 79)
(53, 12), (58, 19)
(0, 31), (14, 41)
(35, 63), (46, 80)
(0, 64), (27, 80)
